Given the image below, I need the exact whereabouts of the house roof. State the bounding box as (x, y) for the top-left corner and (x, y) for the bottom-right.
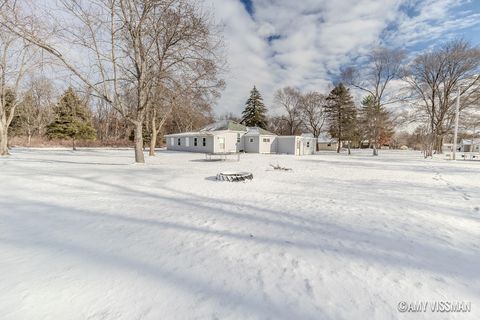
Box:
(200, 120), (247, 132)
(164, 131), (214, 137)
(461, 138), (480, 145)
(245, 127), (276, 136)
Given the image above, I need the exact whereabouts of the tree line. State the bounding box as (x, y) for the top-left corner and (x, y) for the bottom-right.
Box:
(0, 0), (479, 160)
(233, 40), (480, 156)
(0, 0), (223, 162)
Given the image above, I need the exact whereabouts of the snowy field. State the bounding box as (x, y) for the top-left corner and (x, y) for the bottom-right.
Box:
(1, 148), (479, 320)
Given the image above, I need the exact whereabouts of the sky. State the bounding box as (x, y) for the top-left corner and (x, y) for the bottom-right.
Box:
(207, 0), (480, 116)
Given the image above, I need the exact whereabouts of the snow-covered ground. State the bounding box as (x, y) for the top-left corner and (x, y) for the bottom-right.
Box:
(1, 148), (479, 320)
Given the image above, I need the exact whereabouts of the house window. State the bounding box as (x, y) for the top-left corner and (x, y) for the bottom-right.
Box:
(237, 133), (241, 143)
(177, 138), (181, 146)
(263, 138), (270, 143)
(202, 137), (206, 146)
(306, 141), (310, 148)
(249, 138), (254, 143)
(194, 138), (198, 146)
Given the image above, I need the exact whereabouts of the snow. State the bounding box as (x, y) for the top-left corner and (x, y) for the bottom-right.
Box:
(1, 148), (479, 320)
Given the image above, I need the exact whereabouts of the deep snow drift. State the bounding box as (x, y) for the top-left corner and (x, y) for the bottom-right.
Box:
(1, 149), (479, 320)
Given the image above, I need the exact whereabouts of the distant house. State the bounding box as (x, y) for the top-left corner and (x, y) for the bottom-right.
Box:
(460, 139), (480, 153)
(165, 120), (316, 155)
(317, 134), (339, 151)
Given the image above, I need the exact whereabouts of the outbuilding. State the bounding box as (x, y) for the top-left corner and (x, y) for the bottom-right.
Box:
(244, 127), (277, 154)
(277, 135), (316, 156)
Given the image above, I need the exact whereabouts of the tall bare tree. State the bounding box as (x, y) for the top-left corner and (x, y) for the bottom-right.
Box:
(403, 39), (480, 154)
(274, 87), (303, 135)
(342, 47), (404, 155)
(300, 91), (326, 150)
(0, 26), (35, 155)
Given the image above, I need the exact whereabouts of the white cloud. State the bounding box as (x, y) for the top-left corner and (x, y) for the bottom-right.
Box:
(208, 0), (480, 117)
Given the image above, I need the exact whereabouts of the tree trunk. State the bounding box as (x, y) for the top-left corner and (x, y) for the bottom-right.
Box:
(133, 121), (145, 163)
(434, 134), (444, 154)
(27, 132), (32, 146)
(347, 143), (351, 155)
(72, 138), (76, 151)
(149, 135), (156, 156)
(0, 125), (9, 156)
(336, 140), (341, 153)
(149, 115), (156, 156)
(372, 127), (379, 156)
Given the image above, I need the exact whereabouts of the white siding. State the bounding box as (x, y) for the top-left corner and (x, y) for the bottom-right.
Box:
(302, 137), (316, 155)
(166, 135), (214, 153)
(245, 136), (259, 153)
(259, 135), (277, 153)
(277, 136), (296, 154)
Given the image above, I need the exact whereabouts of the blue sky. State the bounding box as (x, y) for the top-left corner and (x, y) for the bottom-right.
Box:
(208, 0), (480, 115)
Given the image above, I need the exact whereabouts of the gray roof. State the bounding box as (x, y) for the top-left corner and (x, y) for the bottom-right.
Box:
(245, 127), (276, 136)
(461, 138), (480, 145)
(200, 120), (247, 132)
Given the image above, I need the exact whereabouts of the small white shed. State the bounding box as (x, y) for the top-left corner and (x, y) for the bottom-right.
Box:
(277, 135), (316, 155)
(244, 127), (277, 154)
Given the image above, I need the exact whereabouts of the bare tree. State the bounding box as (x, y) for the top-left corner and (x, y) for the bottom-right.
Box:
(300, 91), (326, 150)
(274, 87), (303, 135)
(0, 26), (35, 155)
(1, 0), (223, 163)
(147, 85), (174, 156)
(168, 88), (214, 133)
(403, 39), (480, 155)
(342, 47), (405, 155)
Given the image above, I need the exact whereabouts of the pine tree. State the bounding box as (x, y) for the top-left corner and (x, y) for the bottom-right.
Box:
(324, 83), (357, 154)
(240, 86), (268, 129)
(46, 88), (96, 150)
(358, 95), (394, 155)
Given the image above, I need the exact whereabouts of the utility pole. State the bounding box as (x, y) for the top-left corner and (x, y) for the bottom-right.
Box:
(452, 87), (460, 160)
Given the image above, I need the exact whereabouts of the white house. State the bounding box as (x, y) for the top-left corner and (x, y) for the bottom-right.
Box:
(165, 120), (245, 154)
(165, 120), (316, 155)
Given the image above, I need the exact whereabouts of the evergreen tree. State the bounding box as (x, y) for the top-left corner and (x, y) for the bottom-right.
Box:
(240, 86), (268, 129)
(46, 88), (96, 150)
(324, 83), (357, 154)
(358, 95), (394, 155)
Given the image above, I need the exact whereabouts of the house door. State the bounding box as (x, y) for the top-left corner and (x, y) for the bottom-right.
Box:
(296, 140), (301, 155)
(218, 137), (225, 151)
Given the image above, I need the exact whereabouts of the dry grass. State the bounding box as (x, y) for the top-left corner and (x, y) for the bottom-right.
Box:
(9, 136), (138, 148)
